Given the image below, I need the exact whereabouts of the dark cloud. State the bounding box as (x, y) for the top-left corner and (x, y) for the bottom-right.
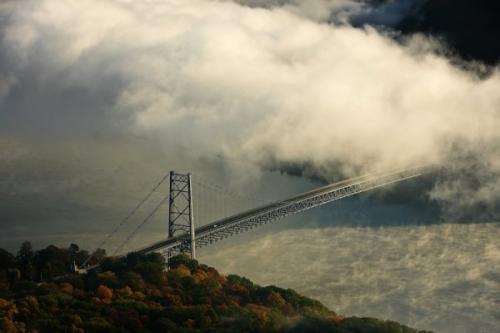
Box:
(398, 0), (500, 64)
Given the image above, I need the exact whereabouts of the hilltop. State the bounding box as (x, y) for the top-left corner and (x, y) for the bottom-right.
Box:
(0, 243), (432, 333)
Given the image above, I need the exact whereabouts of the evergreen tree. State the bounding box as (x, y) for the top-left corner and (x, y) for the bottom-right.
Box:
(16, 241), (34, 280)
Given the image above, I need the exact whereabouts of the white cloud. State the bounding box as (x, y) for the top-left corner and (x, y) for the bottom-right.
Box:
(1, 0), (500, 235)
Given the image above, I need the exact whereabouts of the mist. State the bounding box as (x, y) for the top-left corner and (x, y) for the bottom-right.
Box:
(201, 222), (500, 333)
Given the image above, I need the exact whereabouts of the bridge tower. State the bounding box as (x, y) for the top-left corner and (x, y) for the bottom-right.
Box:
(168, 171), (196, 259)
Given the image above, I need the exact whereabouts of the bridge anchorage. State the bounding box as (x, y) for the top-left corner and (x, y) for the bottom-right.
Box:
(133, 165), (432, 262)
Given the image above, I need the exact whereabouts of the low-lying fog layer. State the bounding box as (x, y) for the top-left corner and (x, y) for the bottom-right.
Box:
(201, 223), (500, 333)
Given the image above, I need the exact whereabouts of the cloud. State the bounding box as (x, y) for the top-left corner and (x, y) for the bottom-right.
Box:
(232, 0), (420, 25)
(1, 0), (500, 248)
(229, 0), (362, 22)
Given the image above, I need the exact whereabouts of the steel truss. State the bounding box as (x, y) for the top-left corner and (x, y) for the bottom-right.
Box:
(167, 171), (196, 259)
(136, 166), (431, 256)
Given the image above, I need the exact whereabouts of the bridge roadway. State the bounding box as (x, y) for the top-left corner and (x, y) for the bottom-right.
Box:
(134, 165), (431, 257)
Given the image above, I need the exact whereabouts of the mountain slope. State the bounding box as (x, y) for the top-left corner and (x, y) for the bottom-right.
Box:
(0, 246), (433, 333)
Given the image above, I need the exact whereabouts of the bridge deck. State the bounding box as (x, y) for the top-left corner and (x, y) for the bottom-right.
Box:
(135, 165), (431, 255)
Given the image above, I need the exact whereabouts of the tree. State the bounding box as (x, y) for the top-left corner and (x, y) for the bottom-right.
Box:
(73, 249), (90, 266)
(68, 243), (90, 266)
(168, 254), (198, 271)
(87, 248), (106, 266)
(69, 243), (80, 254)
(0, 249), (15, 270)
(131, 253), (165, 285)
(34, 245), (71, 279)
(16, 241), (34, 280)
(96, 285), (113, 299)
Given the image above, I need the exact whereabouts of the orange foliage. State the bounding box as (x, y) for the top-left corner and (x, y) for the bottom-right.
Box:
(0, 300), (22, 333)
(0, 298), (10, 309)
(0, 299), (18, 319)
(227, 300), (240, 308)
(96, 285), (113, 300)
(205, 269), (226, 284)
(227, 283), (247, 293)
(164, 292), (182, 306)
(266, 291), (287, 310)
(185, 319), (195, 329)
(169, 265), (191, 279)
(101, 298), (112, 305)
(60, 282), (74, 294)
(192, 270), (208, 283)
(217, 274), (227, 284)
(328, 314), (344, 323)
(246, 304), (270, 325)
(1, 317), (18, 333)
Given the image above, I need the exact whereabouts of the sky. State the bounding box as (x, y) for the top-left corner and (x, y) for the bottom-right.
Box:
(2, 0), (500, 331)
(2, 0), (500, 248)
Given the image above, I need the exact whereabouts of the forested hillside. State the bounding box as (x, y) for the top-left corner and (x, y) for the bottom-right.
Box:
(0, 244), (432, 333)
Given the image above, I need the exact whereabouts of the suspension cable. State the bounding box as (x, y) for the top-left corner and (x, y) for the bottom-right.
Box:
(113, 194), (170, 255)
(82, 173), (169, 266)
(192, 177), (271, 205)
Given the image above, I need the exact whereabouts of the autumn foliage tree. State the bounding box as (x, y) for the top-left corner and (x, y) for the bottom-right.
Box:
(0, 245), (433, 333)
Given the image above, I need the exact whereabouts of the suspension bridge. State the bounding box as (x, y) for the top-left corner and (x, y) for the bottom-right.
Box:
(82, 165), (432, 268)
